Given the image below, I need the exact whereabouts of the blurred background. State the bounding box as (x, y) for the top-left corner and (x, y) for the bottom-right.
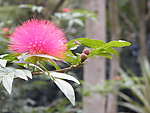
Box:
(0, 0), (150, 113)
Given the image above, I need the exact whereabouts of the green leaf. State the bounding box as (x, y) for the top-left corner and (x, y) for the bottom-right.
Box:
(14, 69), (28, 80)
(67, 39), (130, 59)
(2, 73), (14, 94)
(0, 67), (14, 94)
(64, 50), (76, 63)
(71, 9), (97, 18)
(97, 53), (112, 59)
(0, 67), (32, 94)
(67, 38), (105, 49)
(92, 40), (130, 56)
(64, 55), (77, 63)
(28, 63), (44, 72)
(50, 72), (80, 84)
(102, 40), (131, 48)
(14, 69), (32, 80)
(0, 59), (7, 67)
(1, 53), (21, 61)
(71, 53), (81, 65)
(54, 78), (75, 106)
(106, 48), (118, 55)
(48, 59), (60, 70)
(27, 54), (59, 60)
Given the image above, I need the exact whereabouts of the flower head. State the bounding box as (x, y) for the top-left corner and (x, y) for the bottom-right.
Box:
(114, 75), (121, 81)
(2, 27), (11, 38)
(61, 8), (71, 13)
(2, 27), (9, 32)
(9, 19), (68, 59)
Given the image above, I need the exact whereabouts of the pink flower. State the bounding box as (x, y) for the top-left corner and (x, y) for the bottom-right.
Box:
(61, 8), (71, 13)
(9, 19), (68, 59)
(2, 27), (9, 32)
(114, 75), (120, 81)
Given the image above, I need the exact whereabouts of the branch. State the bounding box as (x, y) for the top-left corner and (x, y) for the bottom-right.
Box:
(32, 62), (84, 75)
(131, 0), (141, 22)
(145, 10), (150, 22)
(119, 12), (137, 33)
(145, 1), (150, 22)
(51, 0), (66, 15)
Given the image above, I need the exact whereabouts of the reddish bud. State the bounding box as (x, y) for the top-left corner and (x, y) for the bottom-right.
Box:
(80, 53), (87, 62)
(2, 27), (9, 32)
(61, 8), (71, 13)
(83, 48), (90, 55)
(114, 76), (120, 81)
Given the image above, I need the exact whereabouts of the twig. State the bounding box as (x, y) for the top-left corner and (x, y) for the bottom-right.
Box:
(119, 12), (137, 33)
(131, 0), (141, 22)
(145, 1), (150, 22)
(32, 62), (84, 75)
(51, 0), (66, 15)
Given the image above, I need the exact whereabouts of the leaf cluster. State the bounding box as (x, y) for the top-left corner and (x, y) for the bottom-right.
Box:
(0, 38), (130, 106)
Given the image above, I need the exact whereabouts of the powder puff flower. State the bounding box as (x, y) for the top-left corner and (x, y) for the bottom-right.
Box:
(9, 19), (68, 59)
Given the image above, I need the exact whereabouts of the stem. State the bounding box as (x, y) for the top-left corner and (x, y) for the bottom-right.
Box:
(32, 62), (84, 75)
(48, 59), (60, 70)
(37, 62), (50, 75)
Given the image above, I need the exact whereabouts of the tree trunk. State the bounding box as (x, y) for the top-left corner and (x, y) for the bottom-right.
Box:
(83, 0), (106, 113)
(106, 1), (120, 113)
(131, 0), (149, 76)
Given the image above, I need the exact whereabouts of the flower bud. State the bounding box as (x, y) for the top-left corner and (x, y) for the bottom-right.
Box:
(83, 48), (90, 55)
(80, 53), (87, 62)
(74, 40), (81, 45)
(114, 75), (120, 81)
(61, 8), (71, 13)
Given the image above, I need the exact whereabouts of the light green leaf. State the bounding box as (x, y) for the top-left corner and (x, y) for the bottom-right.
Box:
(64, 50), (76, 63)
(0, 59), (7, 67)
(97, 53), (112, 59)
(2, 53), (21, 61)
(14, 69), (32, 80)
(72, 19), (84, 26)
(67, 38), (105, 49)
(23, 70), (32, 79)
(29, 63), (44, 72)
(102, 40), (131, 48)
(51, 72), (80, 84)
(93, 40), (130, 55)
(71, 9), (97, 18)
(2, 73), (14, 94)
(48, 59), (60, 70)
(106, 48), (118, 55)
(0, 67), (32, 94)
(54, 78), (75, 106)
(14, 69), (28, 80)
(27, 54), (59, 60)
(0, 54), (8, 58)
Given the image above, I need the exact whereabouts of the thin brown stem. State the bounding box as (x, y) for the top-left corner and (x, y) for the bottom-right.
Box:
(32, 62), (84, 75)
